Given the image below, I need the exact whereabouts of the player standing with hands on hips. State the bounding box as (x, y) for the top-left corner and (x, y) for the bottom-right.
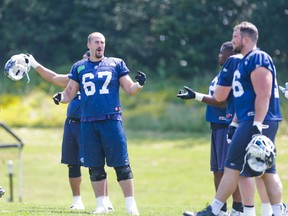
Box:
(53, 32), (146, 215)
(183, 21), (286, 216)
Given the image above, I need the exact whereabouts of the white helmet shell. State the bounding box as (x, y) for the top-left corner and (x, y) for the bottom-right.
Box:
(4, 54), (31, 82)
(245, 135), (276, 173)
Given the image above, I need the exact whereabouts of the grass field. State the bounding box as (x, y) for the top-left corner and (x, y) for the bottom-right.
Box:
(0, 127), (288, 215)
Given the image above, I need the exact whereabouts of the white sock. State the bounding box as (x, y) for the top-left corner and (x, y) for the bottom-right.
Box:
(73, 195), (82, 204)
(262, 203), (273, 216)
(243, 206), (256, 216)
(96, 196), (107, 208)
(272, 203), (282, 216)
(211, 198), (224, 215)
(125, 196), (138, 210)
(106, 196), (113, 208)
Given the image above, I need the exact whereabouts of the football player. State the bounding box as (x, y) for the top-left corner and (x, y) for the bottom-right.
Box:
(27, 51), (114, 212)
(52, 32), (146, 215)
(178, 40), (274, 216)
(178, 41), (243, 216)
(183, 21), (286, 216)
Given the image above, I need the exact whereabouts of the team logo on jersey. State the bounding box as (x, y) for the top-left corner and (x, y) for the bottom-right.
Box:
(247, 111), (255, 116)
(77, 65), (85, 73)
(80, 157), (84, 164)
(226, 113), (233, 119)
(219, 116), (226, 121)
(115, 106), (121, 112)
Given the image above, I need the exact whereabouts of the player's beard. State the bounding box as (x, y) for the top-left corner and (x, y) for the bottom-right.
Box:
(94, 51), (103, 59)
(233, 43), (243, 54)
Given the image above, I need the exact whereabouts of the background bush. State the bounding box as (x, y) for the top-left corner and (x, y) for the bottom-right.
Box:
(1, 75), (288, 133)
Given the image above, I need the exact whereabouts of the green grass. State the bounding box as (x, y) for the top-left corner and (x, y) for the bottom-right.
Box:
(0, 128), (288, 215)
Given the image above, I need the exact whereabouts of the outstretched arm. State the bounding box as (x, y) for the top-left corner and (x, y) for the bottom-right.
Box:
(202, 95), (226, 108)
(213, 85), (232, 103)
(34, 66), (69, 88)
(27, 54), (69, 88)
(177, 86), (226, 108)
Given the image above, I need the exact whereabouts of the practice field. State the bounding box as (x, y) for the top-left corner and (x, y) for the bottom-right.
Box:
(0, 128), (288, 215)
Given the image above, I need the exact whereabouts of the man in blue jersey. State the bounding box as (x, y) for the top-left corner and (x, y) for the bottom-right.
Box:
(213, 44), (274, 216)
(179, 41), (273, 216)
(178, 41), (243, 216)
(182, 21), (286, 216)
(27, 51), (114, 211)
(52, 32), (146, 215)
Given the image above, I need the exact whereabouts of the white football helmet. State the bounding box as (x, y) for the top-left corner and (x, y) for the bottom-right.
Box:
(245, 135), (276, 174)
(4, 54), (31, 83)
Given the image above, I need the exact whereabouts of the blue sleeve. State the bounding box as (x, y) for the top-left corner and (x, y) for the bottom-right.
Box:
(249, 51), (275, 73)
(117, 59), (129, 78)
(217, 57), (237, 87)
(68, 62), (84, 83)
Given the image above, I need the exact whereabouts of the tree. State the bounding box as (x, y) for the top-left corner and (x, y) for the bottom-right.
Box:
(0, 0), (287, 94)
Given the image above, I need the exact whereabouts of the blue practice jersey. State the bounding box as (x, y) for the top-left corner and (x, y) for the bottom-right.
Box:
(206, 75), (227, 124)
(217, 54), (243, 123)
(69, 57), (129, 121)
(232, 49), (282, 122)
(66, 93), (81, 119)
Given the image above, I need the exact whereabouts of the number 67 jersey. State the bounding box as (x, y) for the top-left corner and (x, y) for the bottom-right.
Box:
(68, 57), (129, 121)
(232, 48), (282, 122)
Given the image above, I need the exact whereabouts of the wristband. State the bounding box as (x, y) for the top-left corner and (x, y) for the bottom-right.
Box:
(253, 121), (262, 131)
(31, 61), (40, 69)
(230, 122), (239, 128)
(136, 82), (143, 89)
(195, 92), (204, 101)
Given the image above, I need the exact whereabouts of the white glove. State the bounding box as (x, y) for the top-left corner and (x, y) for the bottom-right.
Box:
(279, 82), (288, 98)
(25, 53), (40, 68)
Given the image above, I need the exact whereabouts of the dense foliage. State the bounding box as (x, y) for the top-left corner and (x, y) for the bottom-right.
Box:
(0, 0), (287, 93)
(0, 0), (288, 130)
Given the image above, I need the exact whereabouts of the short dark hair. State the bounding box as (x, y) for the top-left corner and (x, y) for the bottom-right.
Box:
(222, 41), (233, 52)
(84, 51), (90, 57)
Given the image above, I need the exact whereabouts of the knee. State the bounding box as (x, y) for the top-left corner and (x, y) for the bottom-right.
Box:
(115, 165), (133, 182)
(68, 165), (81, 178)
(89, 166), (107, 181)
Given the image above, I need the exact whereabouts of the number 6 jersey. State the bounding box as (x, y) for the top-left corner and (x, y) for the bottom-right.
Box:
(232, 49), (282, 122)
